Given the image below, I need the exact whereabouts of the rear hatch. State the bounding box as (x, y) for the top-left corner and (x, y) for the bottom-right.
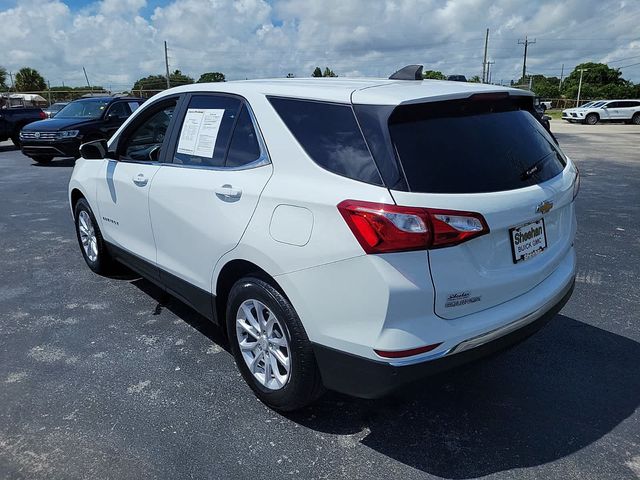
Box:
(381, 95), (577, 319)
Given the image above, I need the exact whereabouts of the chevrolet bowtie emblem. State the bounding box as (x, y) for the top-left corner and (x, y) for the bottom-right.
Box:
(536, 200), (553, 214)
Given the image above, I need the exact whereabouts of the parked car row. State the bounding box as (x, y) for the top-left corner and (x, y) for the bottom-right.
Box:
(562, 99), (640, 125)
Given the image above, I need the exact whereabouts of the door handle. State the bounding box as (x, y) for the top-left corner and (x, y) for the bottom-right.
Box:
(132, 173), (148, 187)
(214, 184), (242, 202)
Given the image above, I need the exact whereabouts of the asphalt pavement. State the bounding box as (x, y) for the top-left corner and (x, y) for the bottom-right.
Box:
(0, 121), (639, 479)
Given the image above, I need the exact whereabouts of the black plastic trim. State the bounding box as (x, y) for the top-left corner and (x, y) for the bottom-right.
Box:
(312, 280), (574, 399)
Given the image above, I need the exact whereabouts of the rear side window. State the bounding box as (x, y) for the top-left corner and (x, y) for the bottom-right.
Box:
(174, 95), (241, 167)
(269, 97), (382, 185)
(226, 105), (261, 167)
(389, 100), (566, 194)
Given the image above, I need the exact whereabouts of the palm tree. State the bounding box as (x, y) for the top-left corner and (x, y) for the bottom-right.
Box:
(15, 67), (46, 92)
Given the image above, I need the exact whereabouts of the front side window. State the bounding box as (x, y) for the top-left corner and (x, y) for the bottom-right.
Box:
(269, 97), (382, 185)
(173, 95), (241, 167)
(107, 102), (130, 119)
(120, 100), (176, 162)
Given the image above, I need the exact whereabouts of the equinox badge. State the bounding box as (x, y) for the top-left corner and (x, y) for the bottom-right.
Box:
(536, 200), (554, 215)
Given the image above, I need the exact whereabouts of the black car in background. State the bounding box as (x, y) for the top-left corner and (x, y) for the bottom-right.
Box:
(20, 96), (143, 164)
(0, 107), (46, 147)
(43, 102), (69, 118)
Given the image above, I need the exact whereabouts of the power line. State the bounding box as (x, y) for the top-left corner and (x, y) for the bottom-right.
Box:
(619, 61), (640, 69)
(607, 54), (640, 63)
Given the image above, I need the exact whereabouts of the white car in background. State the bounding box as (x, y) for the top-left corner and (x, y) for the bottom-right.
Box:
(563, 99), (640, 125)
(68, 68), (578, 410)
(562, 101), (603, 121)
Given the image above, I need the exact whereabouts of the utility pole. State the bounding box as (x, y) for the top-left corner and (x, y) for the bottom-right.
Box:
(164, 41), (171, 89)
(518, 36), (536, 86)
(481, 28), (489, 83)
(9, 72), (14, 91)
(486, 60), (495, 84)
(82, 67), (92, 93)
(47, 81), (51, 106)
(576, 68), (587, 107)
(559, 63), (564, 92)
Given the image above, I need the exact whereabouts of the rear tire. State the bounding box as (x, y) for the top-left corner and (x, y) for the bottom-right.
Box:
(74, 198), (115, 275)
(585, 113), (599, 125)
(32, 156), (53, 164)
(226, 276), (324, 411)
(632, 113), (640, 125)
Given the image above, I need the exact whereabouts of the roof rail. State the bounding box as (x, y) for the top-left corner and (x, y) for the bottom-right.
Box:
(389, 64), (423, 81)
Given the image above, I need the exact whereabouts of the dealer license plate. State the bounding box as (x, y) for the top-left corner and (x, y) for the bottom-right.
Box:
(510, 219), (547, 263)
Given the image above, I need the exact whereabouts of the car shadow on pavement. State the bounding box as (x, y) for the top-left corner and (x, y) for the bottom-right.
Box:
(130, 277), (230, 353)
(0, 144), (19, 152)
(31, 157), (76, 167)
(286, 314), (640, 478)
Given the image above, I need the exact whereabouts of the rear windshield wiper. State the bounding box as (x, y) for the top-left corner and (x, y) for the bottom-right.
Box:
(520, 152), (553, 181)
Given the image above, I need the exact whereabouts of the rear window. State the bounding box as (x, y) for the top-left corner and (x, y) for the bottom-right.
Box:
(388, 99), (566, 194)
(269, 97), (382, 185)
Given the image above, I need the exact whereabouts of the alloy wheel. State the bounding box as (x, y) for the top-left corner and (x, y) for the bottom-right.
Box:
(236, 299), (291, 390)
(78, 210), (98, 262)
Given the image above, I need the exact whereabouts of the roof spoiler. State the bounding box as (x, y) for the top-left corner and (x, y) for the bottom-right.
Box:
(389, 65), (423, 81)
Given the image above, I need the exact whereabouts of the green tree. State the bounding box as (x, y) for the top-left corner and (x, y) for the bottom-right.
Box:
(468, 75), (481, 83)
(132, 70), (194, 92)
(0, 66), (7, 90)
(422, 70), (446, 80)
(197, 72), (225, 83)
(15, 67), (46, 91)
(559, 63), (637, 100)
(323, 67), (337, 77)
(312, 67), (322, 77)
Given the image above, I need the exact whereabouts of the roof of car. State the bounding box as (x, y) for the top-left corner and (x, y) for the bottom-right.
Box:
(74, 96), (142, 102)
(163, 77), (532, 106)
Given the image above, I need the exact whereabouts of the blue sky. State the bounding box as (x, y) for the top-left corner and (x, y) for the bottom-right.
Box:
(1, 0), (638, 90)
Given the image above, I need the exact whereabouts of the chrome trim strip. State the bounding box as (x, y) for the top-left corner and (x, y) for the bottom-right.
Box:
(388, 277), (574, 367)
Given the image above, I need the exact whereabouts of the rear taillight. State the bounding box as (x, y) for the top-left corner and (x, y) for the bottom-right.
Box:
(572, 166), (580, 199)
(39, 111), (46, 119)
(337, 200), (489, 254)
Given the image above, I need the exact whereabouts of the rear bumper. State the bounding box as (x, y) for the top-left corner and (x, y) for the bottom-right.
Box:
(313, 278), (574, 399)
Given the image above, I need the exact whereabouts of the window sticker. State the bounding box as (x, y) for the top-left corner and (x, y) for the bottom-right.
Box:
(176, 108), (225, 158)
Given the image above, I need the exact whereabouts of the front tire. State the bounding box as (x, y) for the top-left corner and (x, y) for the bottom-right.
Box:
(74, 198), (115, 275)
(585, 113), (599, 125)
(226, 276), (324, 411)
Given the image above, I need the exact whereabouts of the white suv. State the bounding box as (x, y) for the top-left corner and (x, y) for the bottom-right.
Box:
(69, 71), (578, 410)
(562, 99), (640, 125)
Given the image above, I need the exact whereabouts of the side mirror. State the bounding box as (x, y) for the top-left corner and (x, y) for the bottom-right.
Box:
(601, 105), (607, 109)
(79, 139), (108, 160)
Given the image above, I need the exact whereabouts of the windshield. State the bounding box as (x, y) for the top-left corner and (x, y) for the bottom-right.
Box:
(579, 102), (594, 108)
(56, 99), (109, 119)
(591, 101), (605, 108)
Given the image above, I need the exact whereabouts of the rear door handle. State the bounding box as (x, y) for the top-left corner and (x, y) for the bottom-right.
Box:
(214, 184), (242, 202)
(132, 173), (148, 187)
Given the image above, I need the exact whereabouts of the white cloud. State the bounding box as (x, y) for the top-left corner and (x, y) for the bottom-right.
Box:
(0, 0), (638, 90)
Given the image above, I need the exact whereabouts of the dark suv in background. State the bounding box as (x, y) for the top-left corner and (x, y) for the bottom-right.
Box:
(20, 96), (143, 164)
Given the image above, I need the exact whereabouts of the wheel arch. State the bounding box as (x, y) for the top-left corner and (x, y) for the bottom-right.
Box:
(214, 258), (287, 337)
